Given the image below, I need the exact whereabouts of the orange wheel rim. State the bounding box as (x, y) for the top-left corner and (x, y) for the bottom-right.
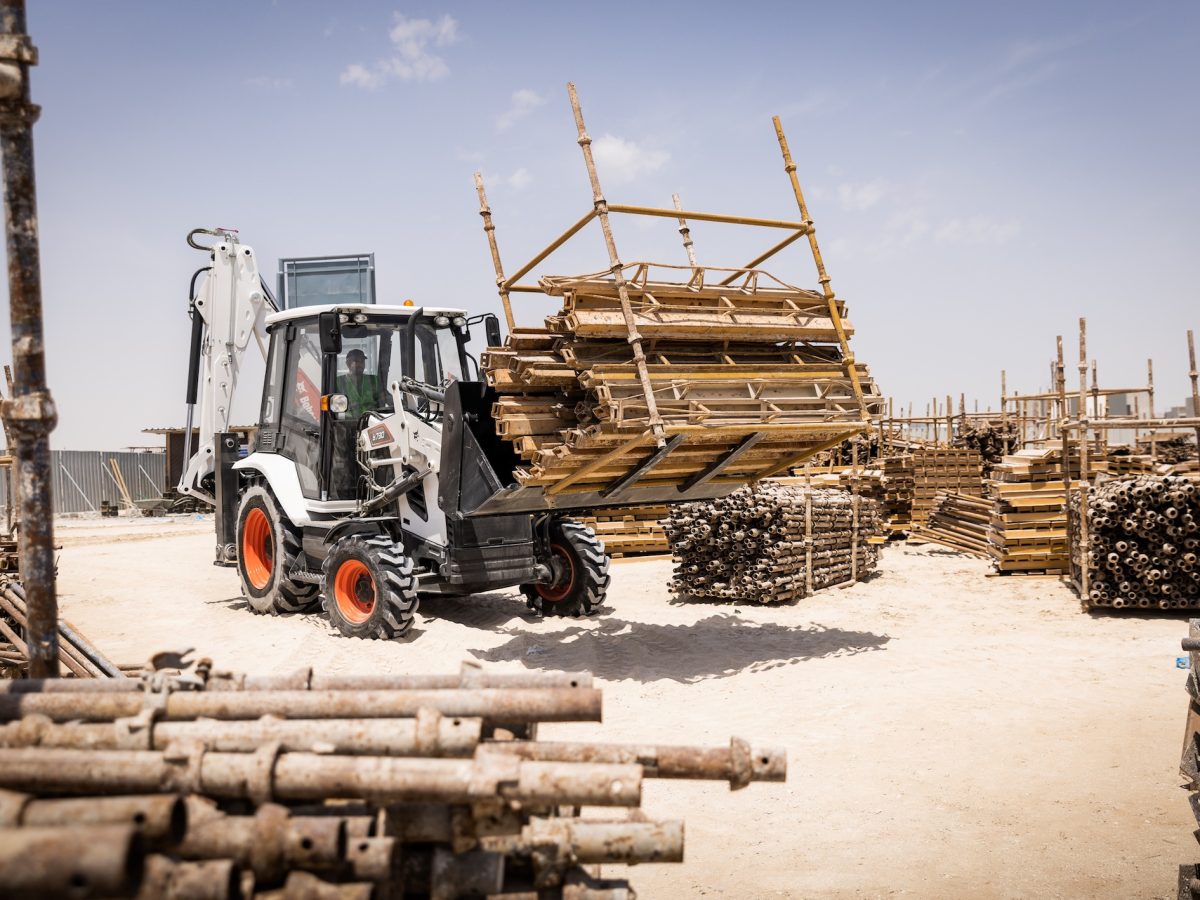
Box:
(335, 559), (375, 623)
(537, 544), (575, 603)
(242, 507), (273, 590)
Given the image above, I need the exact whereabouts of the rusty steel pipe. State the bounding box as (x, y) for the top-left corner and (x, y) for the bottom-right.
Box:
(136, 855), (241, 900)
(0, 747), (643, 807)
(343, 835), (397, 882)
(207, 666), (593, 692)
(496, 818), (684, 866)
(0, 2), (58, 678)
(180, 801), (344, 884)
(480, 736), (785, 789)
(0, 686), (602, 724)
(0, 710), (483, 756)
(0, 788), (186, 846)
(0, 823), (144, 897)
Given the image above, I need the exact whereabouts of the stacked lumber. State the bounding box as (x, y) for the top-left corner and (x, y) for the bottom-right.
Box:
(0, 660), (785, 897)
(568, 505), (669, 556)
(881, 455), (915, 532)
(910, 448), (984, 526)
(663, 483), (883, 603)
(1103, 450), (1157, 477)
(1070, 474), (1200, 609)
(486, 263), (880, 499)
(987, 447), (1081, 574)
(912, 491), (992, 556)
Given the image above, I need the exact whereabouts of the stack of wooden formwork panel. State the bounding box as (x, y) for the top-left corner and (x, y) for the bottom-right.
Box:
(881, 455), (915, 533)
(987, 447), (1081, 574)
(485, 264), (881, 501)
(567, 505), (669, 556)
(909, 448), (984, 526)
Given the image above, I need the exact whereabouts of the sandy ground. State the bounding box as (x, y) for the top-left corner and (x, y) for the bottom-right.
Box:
(53, 513), (1195, 898)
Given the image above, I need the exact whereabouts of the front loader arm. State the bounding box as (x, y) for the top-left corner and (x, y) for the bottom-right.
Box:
(178, 230), (270, 504)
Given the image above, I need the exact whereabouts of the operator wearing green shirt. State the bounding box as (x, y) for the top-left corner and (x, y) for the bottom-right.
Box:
(337, 348), (381, 418)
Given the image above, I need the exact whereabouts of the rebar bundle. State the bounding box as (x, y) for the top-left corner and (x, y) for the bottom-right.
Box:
(1070, 475), (1200, 609)
(0, 659), (785, 898)
(663, 484), (882, 603)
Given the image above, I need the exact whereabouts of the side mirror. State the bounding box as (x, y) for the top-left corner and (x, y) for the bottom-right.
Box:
(484, 313), (502, 348)
(318, 311), (342, 355)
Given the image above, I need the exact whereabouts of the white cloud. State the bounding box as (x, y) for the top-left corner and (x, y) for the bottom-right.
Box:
(592, 134), (669, 185)
(496, 89), (545, 131)
(837, 179), (888, 211)
(340, 63), (383, 90)
(507, 168), (532, 190)
(934, 216), (1020, 244)
(339, 13), (460, 89)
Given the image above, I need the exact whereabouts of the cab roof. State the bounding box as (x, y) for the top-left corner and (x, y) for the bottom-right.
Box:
(265, 303), (468, 326)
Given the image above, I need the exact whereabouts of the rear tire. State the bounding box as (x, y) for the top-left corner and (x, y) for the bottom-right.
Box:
(322, 535), (419, 640)
(236, 486), (320, 615)
(521, 521), (610, 618)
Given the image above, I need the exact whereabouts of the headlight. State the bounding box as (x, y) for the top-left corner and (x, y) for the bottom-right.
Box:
(354, 313), (368, 323)
(452, 316), (466, 328)
(434, 315), (450, 327)
(328, 394), (349, 414)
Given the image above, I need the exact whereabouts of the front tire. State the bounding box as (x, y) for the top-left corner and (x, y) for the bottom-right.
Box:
(521, 521), (611, 617)
(236, 486), (320, 615)
(322, 535), (419, 640)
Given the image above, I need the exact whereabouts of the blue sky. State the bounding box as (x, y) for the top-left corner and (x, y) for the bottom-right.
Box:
(3, 1), (1197, 448)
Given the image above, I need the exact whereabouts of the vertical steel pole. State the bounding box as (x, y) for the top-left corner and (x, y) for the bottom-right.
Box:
(1188, 330), (1200, 453)
(473, 172), (516, 333)
(0, 0), (58, 677)
(671, 193), (699, 268)
(566, 82), (665, 444)
(1077, 318), (1090, 602)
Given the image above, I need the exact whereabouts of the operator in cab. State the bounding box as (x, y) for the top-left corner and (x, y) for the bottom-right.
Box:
(337, 348), (381, 418)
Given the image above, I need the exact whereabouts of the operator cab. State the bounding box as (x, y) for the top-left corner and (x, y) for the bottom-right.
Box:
(254, 304), (474, 504)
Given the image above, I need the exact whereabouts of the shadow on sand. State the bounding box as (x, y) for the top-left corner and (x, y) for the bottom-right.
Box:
(469, 614), (890, 684)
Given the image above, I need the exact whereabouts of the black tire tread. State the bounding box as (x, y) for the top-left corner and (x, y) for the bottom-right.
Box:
(237, 485), (320, 616)
(522, 521), (611, 618)
(321, 534), (419, 640)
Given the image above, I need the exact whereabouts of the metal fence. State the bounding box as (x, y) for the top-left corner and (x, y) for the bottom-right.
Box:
(0, 450), (167, 517)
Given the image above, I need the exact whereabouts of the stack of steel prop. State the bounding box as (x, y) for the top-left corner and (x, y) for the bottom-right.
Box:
(988, 447), (1082, 575)
(952, 418), (1017, 478)
(0, 660), (785, 898)
(663, 483), (883, 603)
(1138, 433), (1197, 467)
(0, 576), (124, 679)
(1070, 474), (1200, 609)
(567, 505), (669, 556)
(911, 492), (992, 557)
(881, 455), (915, 534)
(909, 448), (984, 527)
(483, 263), (882, 498)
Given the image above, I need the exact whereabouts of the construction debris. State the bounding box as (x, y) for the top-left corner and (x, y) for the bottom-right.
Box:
(664, 483), (883, 603)
(987, 448), (1080, 575)
(0, 659), (785, 897)
(1070, 474), (1200, 609)
(911, 492), (991, 557)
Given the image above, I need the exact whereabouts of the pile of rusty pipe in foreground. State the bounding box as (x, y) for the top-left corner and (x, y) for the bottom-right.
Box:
(1072, 474), (1200, 609)
(664, 482), (883, 602)
(0, 659), (785, 897)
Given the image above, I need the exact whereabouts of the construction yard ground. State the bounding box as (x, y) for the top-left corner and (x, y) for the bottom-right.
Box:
(54, 515), (1193, 899)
